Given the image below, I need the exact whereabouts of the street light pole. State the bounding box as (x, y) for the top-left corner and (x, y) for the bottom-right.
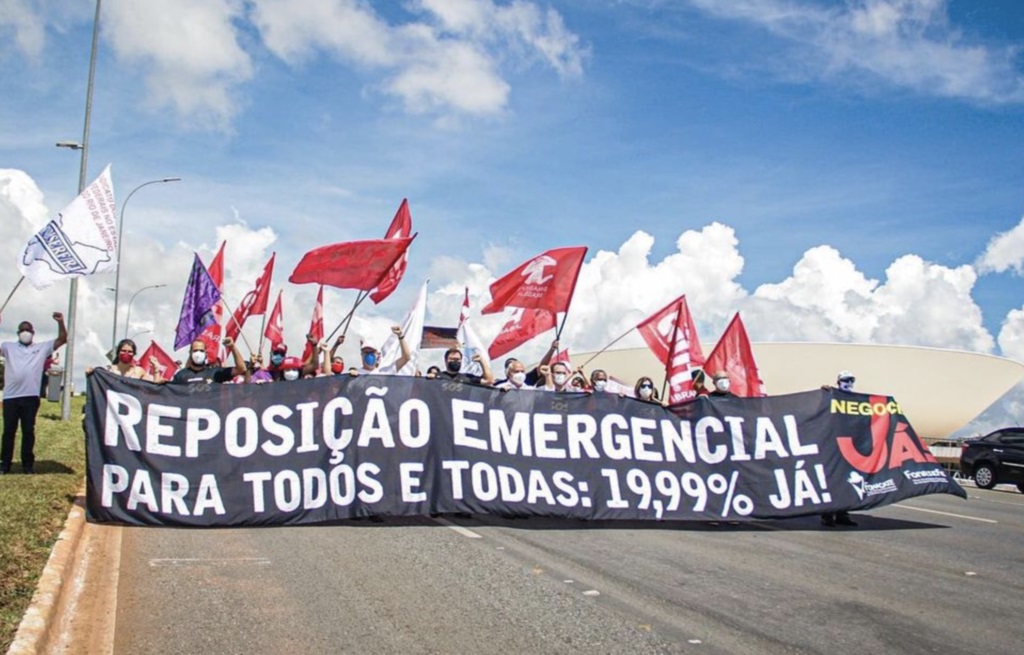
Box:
(111, 179), (180, 349)
(123, 284), (166, 340)
(59, 0), (102, 421)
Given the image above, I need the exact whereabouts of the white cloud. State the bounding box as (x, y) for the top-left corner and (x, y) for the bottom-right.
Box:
(976, 214), (1024, 275)
(251, 0), (586, 117)
(998, 307), (1024, 363)
(104, 0), (253, 129)
(0, 0), (46, 59)
(687, 0), (1024, 104)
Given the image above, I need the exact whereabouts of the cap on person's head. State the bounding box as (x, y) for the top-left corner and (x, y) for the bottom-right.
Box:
(360, 337), (378, 352)
(837, 370), (855, 383)
(282, 356), (304, 370)
(272, 343), (287, 354)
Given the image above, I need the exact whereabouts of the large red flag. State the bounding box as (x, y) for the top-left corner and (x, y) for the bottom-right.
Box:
(369, 199), (413, 304)
(198, 241), (225, 361)
(264, 291), (284, 348)
(138, 340), (178, 381)
(703, 313), (763, 398)
(301, 286), (324, 363)
(636, 295), (705, 403)
(487, 307), (557, 359)
(481, 246), (587, 315)
(225, 253), (275, 342)
(289, 237), (414, 290)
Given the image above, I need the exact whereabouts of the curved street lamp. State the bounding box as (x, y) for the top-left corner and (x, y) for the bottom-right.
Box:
(111, 178), (181, 348)
(123, 284), (166, 340)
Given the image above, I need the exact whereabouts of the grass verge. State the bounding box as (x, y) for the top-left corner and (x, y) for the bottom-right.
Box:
(0, 396), (86, 651)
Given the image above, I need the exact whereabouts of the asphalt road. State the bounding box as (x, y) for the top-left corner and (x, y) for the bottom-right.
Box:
(104, 485), (1022, 655)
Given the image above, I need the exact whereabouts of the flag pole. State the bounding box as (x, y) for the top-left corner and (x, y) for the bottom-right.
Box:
(576, 324), (637, 371)
(0, 277), (25, 316)
(217, 295), (255, 355)
(552, 246), (588, 343)
(325, 289), (369, 342)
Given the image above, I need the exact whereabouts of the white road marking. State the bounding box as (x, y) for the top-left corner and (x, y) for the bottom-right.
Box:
(432, 517), (483, 539)
(582, 589), (601, 596)
(968, 495), (1024, 507)
(892, 505), (998, 524)
(148, 558), (272, 567)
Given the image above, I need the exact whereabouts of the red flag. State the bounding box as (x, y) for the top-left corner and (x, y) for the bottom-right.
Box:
(552, 348), (571, 364)
(198, 241), (226, 361)
(138, 340), (178, 381)
(481, 246), (587, 315)
(369, 199), (413, 304)
(301, 286), (324, 362)
(289, 237), (414, 290)
(487, 307), (557, 359)
(637, 295), (705, 403)
(225, 253), (275, 342)
(264, 290), (284, 347)
(703, 313), (763, 398)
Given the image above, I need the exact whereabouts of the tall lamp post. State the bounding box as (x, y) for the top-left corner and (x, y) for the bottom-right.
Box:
(55, 0), (102, 421)
(123, 284), (166, 340)
(111, 179), (180, 348)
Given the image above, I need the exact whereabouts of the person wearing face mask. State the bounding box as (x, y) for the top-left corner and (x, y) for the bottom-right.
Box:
(319, 335), (347, 376)
(171, 336), (245, 384)
(709, 370), (734, 397)
(633, 376), (661, 403)
(820, 370), (860, 528)
(541, 361), (578, 393)
(496, 360), (533, 391)
(86, 339), (161, 381)
(266, 343), (290, 380)
(589, 369), (611, 393)
(1, 313), (67, 474)
(279, 356), (305, 381)
(351, 326), (410, 376)
(438, 347), (494, 385)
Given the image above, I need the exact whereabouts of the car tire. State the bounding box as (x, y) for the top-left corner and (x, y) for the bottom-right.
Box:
(1017, 483), (1024, 494)
(973, 464), (997, 489)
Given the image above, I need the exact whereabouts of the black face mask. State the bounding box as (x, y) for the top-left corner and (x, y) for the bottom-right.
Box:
(446, 360), (462, 373)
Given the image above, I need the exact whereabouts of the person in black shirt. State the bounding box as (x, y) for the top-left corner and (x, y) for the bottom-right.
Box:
(171, 337), (245, 384)
(438, 348), (494, 385)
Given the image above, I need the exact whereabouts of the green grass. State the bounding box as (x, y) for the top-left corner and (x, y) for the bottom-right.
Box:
(0, 396), (86, 651)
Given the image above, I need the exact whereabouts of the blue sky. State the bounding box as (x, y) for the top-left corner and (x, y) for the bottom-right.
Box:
(2, 0), (1024, 430)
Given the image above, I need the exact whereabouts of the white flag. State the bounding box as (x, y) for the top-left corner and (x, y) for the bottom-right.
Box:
(379, 280), (428, 375)
(457, 289), (488, 376)
(18, 165), (117, 289)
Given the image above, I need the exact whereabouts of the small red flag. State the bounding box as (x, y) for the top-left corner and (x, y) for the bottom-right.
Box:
(637, 295), (705, 403)
(703, 313), (763, 398)
(225, 253), (275, 342)
(487, 308), (557, 359)
(198, 241), (226, 361)
(369, 199), (413, 304)
(264, 290), (284, 348)
(138, 340), (178, 381)
(289, 237), (414, 291)
(301, 286), (324, 362)
(481, 246), (587, 315)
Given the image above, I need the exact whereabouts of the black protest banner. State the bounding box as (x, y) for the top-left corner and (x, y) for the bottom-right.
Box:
(84, 370), (965, 527)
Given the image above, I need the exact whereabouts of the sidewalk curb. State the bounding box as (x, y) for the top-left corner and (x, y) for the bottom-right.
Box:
(7, 493), (87, 655)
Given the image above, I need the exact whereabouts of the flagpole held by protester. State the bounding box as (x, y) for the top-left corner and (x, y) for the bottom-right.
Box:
(0, 277), (26, 316)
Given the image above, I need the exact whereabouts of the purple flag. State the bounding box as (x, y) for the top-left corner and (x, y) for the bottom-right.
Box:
(174, 253), (222, 350)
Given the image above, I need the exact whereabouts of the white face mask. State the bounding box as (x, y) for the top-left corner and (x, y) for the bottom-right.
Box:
(18, 331), (33, 345)
(283, 369), (300, 381)
(511, 371), (526, 386)
(593, 380), (607, 392)
(553, 372), (568, 386)
(715, 378), (730, 392)
(191, 351), (207, 366)
(638, 386), (653, 400)
(838, 380), (854, 392)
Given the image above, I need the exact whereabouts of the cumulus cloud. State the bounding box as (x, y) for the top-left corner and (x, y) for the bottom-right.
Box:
(687, 0), (1024, 104)
(976, 214), (1024, 275)
(250, 0), (586, 116)
(104, 0), (253, 130)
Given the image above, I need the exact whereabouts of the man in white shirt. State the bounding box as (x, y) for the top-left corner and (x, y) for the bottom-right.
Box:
(1, 312), (67, 474)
